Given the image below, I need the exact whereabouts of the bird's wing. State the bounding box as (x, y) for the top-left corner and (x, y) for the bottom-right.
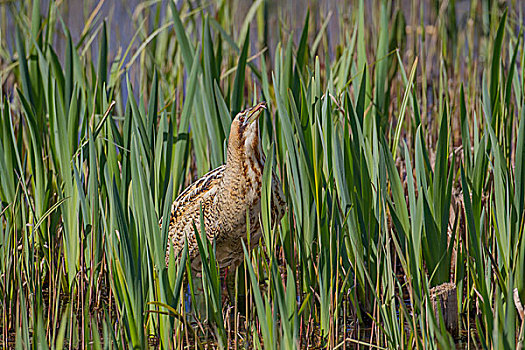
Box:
(271, 170), (286, 223)
(164, 165), (226, 266)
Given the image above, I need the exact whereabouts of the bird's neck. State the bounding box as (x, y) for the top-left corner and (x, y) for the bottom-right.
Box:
(224, 142), (264, 203)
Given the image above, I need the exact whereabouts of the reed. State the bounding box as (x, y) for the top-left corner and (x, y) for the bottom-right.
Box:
(1, 0), (524, 348)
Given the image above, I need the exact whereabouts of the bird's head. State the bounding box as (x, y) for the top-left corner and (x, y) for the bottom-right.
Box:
(227, 102), (266, 164)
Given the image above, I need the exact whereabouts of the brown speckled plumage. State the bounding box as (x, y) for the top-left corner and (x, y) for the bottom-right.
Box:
(163, 102), (286, 271)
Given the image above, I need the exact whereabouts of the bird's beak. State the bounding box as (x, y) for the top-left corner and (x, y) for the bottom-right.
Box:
(245, 102), (267, 125)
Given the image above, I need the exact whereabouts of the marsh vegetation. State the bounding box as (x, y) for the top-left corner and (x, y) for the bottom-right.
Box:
(1, 0), (524, 348)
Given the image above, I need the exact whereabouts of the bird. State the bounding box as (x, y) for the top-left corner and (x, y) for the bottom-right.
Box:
(163, 102), (286, 274)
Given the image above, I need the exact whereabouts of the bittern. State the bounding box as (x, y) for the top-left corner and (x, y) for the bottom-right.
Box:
(164, 102), (286, 273)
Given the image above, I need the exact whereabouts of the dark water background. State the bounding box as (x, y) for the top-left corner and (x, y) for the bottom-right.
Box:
(2, 0), (482, 60)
